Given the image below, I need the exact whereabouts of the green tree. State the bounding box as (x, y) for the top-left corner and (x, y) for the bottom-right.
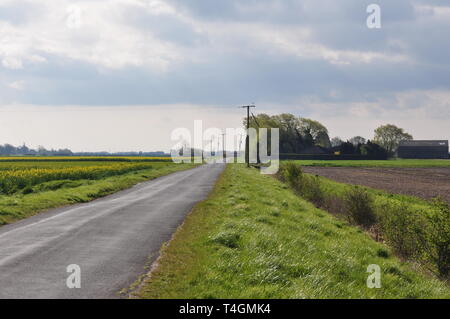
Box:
(373, 124), (413, 155)
(349, 136), (366, 146)
(299, 118), (331, 148)
(244, 114), (331, 153)
(331, 137), (343, 147)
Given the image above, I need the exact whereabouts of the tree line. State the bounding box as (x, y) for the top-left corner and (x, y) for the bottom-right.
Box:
(0, 144), (168, 157)
(2, 115), (413, 158)
(0, 144), (73, 156)
(246, 113), (413, 157)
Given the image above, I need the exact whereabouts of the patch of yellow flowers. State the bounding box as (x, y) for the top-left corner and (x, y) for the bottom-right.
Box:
(0, 163), (154, 194)
(0, 156), (171, 161)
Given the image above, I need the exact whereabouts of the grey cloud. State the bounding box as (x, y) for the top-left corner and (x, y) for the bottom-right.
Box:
(166, 0), (415, 24)
(120, 4), (208, 47)
(5, 48), (449, 109)
(1, 0), (449, 120)
(0, 1), (43, 25)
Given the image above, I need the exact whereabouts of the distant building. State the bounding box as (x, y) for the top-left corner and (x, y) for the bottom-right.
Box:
(397, 140), (449, 159)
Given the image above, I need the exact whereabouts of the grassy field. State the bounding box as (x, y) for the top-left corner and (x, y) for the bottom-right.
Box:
(136, 164), (449, 299)
(0, 160), (197, 226)
(292, 159), (450, 168)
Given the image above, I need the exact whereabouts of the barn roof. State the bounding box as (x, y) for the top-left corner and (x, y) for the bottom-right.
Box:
(399, 140), (448, 147)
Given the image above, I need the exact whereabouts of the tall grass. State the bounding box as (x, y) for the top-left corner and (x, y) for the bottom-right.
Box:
(278, 162), (450, 279)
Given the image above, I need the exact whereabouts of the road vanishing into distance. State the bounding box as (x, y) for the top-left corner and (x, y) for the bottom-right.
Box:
(0, 164), (224, 299)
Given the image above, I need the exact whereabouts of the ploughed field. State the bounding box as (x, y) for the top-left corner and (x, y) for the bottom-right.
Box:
(302, 166), (450, 203)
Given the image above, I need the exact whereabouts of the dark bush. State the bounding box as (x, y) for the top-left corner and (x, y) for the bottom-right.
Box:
(281, 162), (303, 191)
(360, 140), (388, 158)
(323, 195), (347, 217)
(22, 186), (33, 194)
(378, 202), (428, 259)
(344, 186), (376, 229)
(210, 231), (241, 248)
(377, 248), (390, 258)
(338, 142), (356, 155)
(302, 175), (325, 207)
(426, 198), (450, 278)
(280, 163), (324, 206)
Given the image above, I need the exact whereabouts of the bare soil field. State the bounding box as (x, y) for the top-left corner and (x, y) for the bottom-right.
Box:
(302, 167), (450, 203)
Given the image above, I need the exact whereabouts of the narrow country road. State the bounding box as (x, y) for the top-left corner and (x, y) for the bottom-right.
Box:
(0, 164), (224, 299)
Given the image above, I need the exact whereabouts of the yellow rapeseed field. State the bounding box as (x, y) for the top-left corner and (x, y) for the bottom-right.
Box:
(0, 156), (172, 162)
(0, 162), (155, 194)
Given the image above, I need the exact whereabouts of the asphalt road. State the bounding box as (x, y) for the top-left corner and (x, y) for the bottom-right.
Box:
(0, 164), (224, 299)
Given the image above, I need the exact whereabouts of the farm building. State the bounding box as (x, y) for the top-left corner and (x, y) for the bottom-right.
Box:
(397, 140), (449, 159)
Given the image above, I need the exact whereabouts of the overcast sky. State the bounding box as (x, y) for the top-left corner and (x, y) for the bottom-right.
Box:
(0, 0), (449, 152)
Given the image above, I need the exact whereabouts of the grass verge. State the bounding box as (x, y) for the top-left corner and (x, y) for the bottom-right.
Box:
(0, 163), (197, 226)
(278, 162), (450, 279)
(136, 164), (449, 299)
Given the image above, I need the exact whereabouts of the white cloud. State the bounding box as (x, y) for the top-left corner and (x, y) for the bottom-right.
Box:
(294, 89), (450, 141)
(0, 0), (183, 71)
(145, 0), (177, 15)
(415, 4), (450, 20)
(8, 80), (25, 90)
(0, 0), (419, 72)
(246, 25), (410, 65)
(1, 56), (23, 69)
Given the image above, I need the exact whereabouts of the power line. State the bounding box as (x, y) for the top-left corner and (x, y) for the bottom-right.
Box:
(251, 112), (260, 127)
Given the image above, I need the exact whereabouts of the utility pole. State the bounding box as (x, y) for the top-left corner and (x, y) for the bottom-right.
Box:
(238, 134), (243, 153)
(221, 133), (226, 162)
(210, 139), (213, 156)
(240, 104), (256, 167)
(217, 137), (220, 158)
(251, 112), (261, 164)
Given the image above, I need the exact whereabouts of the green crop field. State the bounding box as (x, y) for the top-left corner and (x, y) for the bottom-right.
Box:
(291, 159), (450, 168)
(0, 158), (196, 226)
